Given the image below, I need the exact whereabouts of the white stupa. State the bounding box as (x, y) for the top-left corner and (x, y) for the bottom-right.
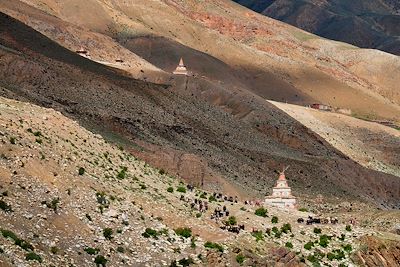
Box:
(265, 168), (297, 209)
(173, 58), (188, 75)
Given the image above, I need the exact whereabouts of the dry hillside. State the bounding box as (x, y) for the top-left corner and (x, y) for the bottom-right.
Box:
(6, 0), (400, 122)
(1, 96), (399, 266)
(269, 101), (400, 179)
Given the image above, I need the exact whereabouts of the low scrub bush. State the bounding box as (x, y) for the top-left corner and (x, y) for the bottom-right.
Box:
(94, 255), (107, 267)
(271, 216), (279, 224)
(177, 186), (186, 193)
(25, 252), (42, 263)
(236, 254), (245, 265)
(174, 227), (192, 238)
(84, 247), (100, 255)
(254, 207), (268, 217)
(142, 228), (159, 238)
(251, 230), (264, 242)
(103, 228), (113, 240)
(204, 241), (224, 252)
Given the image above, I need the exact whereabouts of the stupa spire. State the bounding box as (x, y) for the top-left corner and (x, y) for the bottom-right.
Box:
(173, 57), (188, 75)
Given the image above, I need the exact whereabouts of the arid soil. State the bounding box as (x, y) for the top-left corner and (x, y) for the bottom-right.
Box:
(0, 8), (400, 209)
(0, 96), (399, 266)
(2, 0), (400, 121)
(269, 100), (400, 178)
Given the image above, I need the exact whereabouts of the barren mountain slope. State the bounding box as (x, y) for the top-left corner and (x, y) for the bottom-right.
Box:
(269, 101), (400, 178)
(234, 0), (400, 55)
(6, 0), (400, 122)
(1, 12), (399, 208)
(0, 0), (169, 83)
(0, 96), (399, 266)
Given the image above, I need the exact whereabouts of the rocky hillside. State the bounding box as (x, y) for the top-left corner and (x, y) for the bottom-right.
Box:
(234, 0), (400, 55)
(1, 95), (399, 266)
(269, 101), (400, 179)
(3, 0), (400, 121)
(1, 11), (400, 208)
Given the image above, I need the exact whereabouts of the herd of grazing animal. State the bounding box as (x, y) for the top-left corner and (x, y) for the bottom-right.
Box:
(297, 216), (339, 225)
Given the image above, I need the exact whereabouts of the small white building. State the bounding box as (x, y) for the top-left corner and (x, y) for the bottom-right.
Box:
(265, 170), (297, 209)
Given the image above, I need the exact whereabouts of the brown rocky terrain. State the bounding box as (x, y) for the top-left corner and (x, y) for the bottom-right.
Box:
(1, 11), (400, 209)
(0, 95), (399, 266)
(2, 0), (400, 121)
(0, 0), (399, 265)
(234, 0), (400, 56)
(269, 100), (400, 178)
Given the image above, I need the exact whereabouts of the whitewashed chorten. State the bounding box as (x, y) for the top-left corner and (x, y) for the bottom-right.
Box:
(265, 168), (297, 209)
(173, 58), (188, 75)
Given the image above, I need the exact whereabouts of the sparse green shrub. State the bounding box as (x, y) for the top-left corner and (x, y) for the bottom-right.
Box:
(78, 167), (85, 175)
(1, 229), (34, 251)
(306, 254), (319, 264)
(345, 225), (352, 231)
(313, 227), (322, 234)
(174, 227), (192, 238)
(251, 230), (264, 242)
(236, 254), (245, 265)
(199, 192), (207, 199)
(33, 131), (42, 137)
(254, 207), (268, 217)
(9, 137), (16, 144)
(0, 246), (3, 253)
(190, 236), (196, 248)
(142, 228), (159, 238)
(84, 247), (99, 255)
(285, 242), (293, 249)
(25, 252), (42, 263)
(327, 252), (335, 261)
(178, 257), (194, 267)
(117, 246), (125, 253)
(281, 223), (292, 234)
(167, 187), (174, 193)
(196, 213), (201, 218)
(0, 200), (12, 212)
(226, 216), (237, 226)
(50, 246), (59, 254)
(208, 195), (217, 202)
(1, 229), (18, 242)
(43, 198), (60, 213)
(298, 207), (308, 212)
(94, 255), (107, 267)
(304, 241), (314, 250)
(271, 216), (279, 224)
(35, 138), (42, 144)
(343, 244), (352, 253)
(159, 169), (166, 175)
(319, 236), (329, 248)
(117, 167), (128, 179)
(177, 186), (186, 193)
(103, 228), (113, 240)
(204, 241), (224, 252)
